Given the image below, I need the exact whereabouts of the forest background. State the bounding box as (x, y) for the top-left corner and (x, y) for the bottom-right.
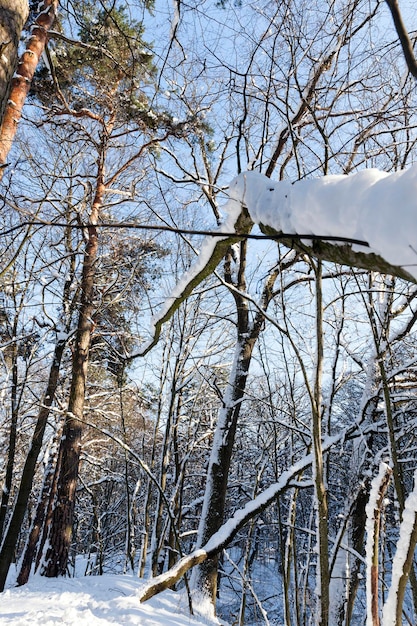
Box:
(1, 1), (417, 625)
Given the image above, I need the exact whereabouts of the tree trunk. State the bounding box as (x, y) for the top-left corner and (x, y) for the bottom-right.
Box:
(312, 260), (330, 626)
(191, 247), (280, 604)
(40, 230), (98, 576)
(151, 352), (183, 576)
(0, 338), (66, 590)
(39, 161), (104, 577)
(0, 334), (18, 541)
(0, 0), (29, 125)
(16, 426), (62, 586)
(366, 463), (392, 626)
(0, 0), (57, 174)
(344, 485), (369, 625)
(191, 333), (257, 601)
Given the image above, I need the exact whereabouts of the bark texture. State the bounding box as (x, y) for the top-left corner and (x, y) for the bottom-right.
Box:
(191, 252), (281, 603)
(0, 0), (57, 173)
(40, 162), (104, 576)
(0, 0), (28, 125)
(191, 334), (257, 600)
(16, 428), (61, 586)
(40, 223), (99, 577)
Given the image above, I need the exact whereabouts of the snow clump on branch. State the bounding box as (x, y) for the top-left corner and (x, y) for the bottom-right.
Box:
(227, 167), (417, 280)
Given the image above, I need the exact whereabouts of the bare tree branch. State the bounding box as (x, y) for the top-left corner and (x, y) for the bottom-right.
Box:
(385, 0), (417, 79)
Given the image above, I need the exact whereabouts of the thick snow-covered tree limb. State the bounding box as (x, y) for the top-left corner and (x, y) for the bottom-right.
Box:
(130, 166), (417, 361)
(233, 169), (417, 284)
(261, 225), (415, 284)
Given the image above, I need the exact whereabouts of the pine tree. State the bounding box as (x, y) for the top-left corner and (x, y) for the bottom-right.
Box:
(0, 0), (29, 125)
(0, 0), (57, 174)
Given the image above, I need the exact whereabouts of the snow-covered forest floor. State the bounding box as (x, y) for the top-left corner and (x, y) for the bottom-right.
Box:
(1, 572), (223, 626)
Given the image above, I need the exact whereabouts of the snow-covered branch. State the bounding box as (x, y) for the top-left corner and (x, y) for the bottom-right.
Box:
(235, 169), (417, 284)
(138, 430), (357, 603)
(131, 167), (417, 361)
(382, 469), (417, 625)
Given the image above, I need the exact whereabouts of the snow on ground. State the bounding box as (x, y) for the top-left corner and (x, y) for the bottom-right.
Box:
(0, 573), (223, 626)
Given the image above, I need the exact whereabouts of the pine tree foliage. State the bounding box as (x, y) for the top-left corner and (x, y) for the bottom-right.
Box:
(36, 4), (153, 116)
(30, 1), (204, 135)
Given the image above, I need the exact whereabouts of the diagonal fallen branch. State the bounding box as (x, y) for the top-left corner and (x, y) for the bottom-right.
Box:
(138, 429), (359, 602)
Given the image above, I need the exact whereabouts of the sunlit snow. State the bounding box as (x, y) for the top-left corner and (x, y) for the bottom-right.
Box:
(227, 167), (417, 279)
(146, 165), (417, 351)
(0, 572), (222, 625)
